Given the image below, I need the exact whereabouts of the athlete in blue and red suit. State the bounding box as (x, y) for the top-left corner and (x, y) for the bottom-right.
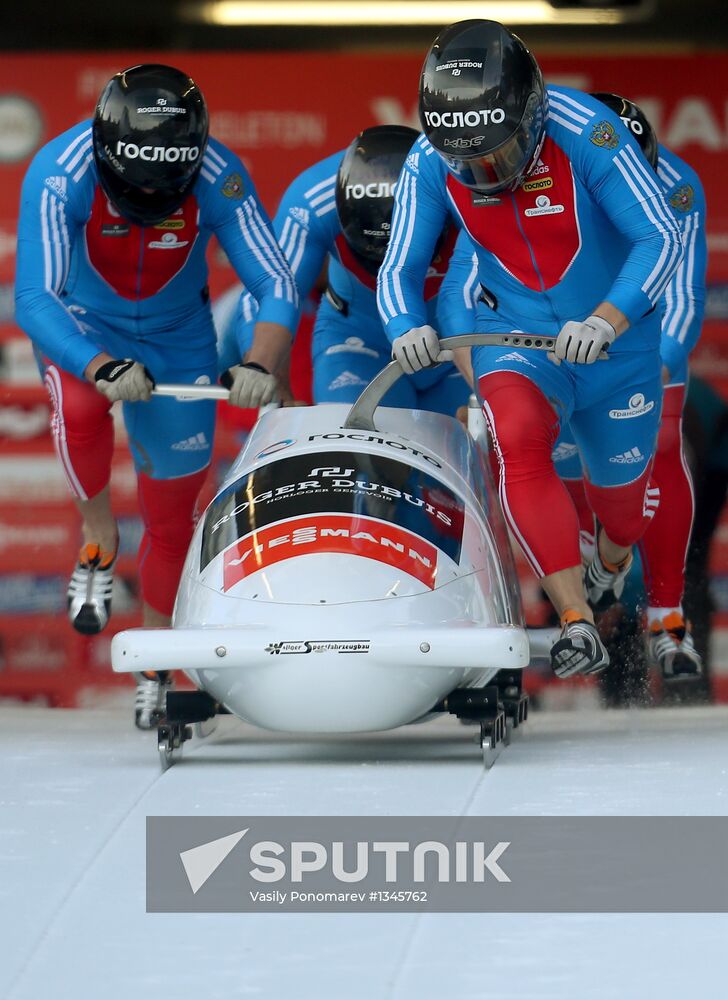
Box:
(377, 21), (684, 678)
(15, 64), (298, 727)
(552, 93), (707, 680)
(225, 125), (477, 412)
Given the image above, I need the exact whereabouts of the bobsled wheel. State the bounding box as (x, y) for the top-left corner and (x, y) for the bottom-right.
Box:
(503, 717), (513, 747)
(494, 670), (529, 738)
(502, 692), (529, 741)
(480, 713), (506, 769)
(438, 684), (509, 768)
(157, 721), (192, 771)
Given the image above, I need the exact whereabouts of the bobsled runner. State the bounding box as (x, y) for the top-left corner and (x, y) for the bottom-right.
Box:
(111, 335), (560, 769)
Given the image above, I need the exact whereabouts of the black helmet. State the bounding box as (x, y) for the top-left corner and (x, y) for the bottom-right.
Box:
(591, 92), (658, 170)
(335, 125), (419, 276)
(420, 19), (547, 194)
(93, 63), (209, 226)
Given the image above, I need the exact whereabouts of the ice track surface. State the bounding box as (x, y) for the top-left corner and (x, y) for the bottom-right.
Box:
(2, 704), (727, 1000)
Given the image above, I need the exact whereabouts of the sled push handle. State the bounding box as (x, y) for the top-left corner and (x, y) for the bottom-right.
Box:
(151, 387), (279, 419)
(344, 332), (560, 432)
(152, 383), (231, 401)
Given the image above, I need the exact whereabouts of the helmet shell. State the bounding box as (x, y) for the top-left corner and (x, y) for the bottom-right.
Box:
(335, 124), (419, 275)
(419, 19), (546, 193)
(591, 92), (658, 170)
(93, 63), (209, 226)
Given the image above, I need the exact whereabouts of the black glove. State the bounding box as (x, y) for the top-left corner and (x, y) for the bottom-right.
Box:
(94, 359), (155, 402)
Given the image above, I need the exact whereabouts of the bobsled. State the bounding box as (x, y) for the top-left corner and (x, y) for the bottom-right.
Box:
(111, 334), (560, 768)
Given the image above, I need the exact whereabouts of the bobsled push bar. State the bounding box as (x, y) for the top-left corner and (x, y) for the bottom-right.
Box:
(151, 334), (606, 408)
(152, 384), (231, 400)
(345, 333), (607, 432)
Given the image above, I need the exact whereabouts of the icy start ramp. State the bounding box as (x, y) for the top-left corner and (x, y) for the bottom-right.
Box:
(1, 705), (727, 1000)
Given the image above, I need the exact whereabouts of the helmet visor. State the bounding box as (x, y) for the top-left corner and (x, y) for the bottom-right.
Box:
(441, 92), (545, 194)
(445, 127), (536, 194)
(96, 157), (192, 226)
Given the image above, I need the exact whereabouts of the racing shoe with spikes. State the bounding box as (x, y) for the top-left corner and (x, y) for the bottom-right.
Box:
(550, 611), (610, 679)
(134, 671), (173, 730)
(67, 542), (117, 635)
(647, 612), (703, 681)
(585, 542), (633, 610)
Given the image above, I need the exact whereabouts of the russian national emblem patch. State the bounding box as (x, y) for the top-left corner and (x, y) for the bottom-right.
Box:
(222, 172), (244, 199)
(669, 184), (695, 213)
(590, 120), (620, 150)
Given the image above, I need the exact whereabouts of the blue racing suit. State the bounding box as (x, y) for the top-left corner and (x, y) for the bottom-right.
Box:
(554, 143), (707, 480)
(227, 150), (475, 413)
(377, 87), (684, 489)
(15, 120), (298, 479)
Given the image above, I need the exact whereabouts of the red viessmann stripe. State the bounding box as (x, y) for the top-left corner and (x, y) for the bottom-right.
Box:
(222, 513), (438, 592)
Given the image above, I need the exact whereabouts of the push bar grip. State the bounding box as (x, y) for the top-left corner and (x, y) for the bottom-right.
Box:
(152, 383), (231, 401)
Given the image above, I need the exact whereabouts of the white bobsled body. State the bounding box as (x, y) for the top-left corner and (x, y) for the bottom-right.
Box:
(112, 403), (529, 732)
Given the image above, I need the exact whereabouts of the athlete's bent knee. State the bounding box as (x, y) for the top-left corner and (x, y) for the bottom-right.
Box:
(584, 466), (658, 548)
(479, 372), (560, 479)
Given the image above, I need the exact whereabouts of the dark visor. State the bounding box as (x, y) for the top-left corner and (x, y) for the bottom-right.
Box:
(442, 92), (545, 195)
(445, 128), (537, 195)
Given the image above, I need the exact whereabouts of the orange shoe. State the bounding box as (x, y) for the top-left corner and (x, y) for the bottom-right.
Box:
(647, 612), (703, 680)
(67, 541), (117, 635)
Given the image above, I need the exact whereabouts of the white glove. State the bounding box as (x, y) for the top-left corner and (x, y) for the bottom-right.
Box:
(554, 315), (616, 364)
(391, 325), (453, 375)
(94, 359), (154, 402)
(222, 363), (278, 408)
